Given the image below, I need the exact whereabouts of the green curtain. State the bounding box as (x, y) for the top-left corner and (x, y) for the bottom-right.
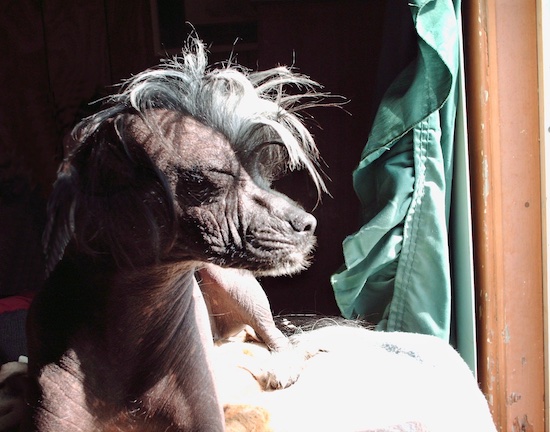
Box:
(331, 0), (461, 340)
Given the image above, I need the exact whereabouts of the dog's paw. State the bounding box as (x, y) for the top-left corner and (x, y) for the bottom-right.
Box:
(247, 343), (326, 390)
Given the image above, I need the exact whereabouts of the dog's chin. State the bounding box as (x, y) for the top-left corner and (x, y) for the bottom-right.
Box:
(253, 254), (312, 277)
(243, 243), (315, 277)
(204, 246), (313, 277)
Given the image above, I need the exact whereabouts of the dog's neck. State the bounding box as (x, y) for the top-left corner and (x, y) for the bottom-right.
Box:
(103, 261), (211, 377)
(106, 262), (221, 429)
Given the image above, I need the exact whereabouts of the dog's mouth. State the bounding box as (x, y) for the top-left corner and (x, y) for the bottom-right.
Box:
(241, 232), (317, 276)
(196, 232), (315, 277)
(178, 207), (317, 275)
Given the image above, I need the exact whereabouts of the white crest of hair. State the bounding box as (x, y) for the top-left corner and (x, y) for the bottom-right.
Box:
(113, 36), (329, 195)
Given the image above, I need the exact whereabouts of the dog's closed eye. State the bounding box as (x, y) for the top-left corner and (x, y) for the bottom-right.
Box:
(176, 168), (239, 206)
(176, 169), (220, 205)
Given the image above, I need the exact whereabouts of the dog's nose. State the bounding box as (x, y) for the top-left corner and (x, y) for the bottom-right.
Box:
(290, 211), (317, 233)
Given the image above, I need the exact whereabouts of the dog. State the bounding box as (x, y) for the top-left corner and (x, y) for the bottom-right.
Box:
(24, 37), (330, 431)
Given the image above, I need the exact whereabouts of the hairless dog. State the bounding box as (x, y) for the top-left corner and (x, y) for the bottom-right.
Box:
(24, 38), (330, 431)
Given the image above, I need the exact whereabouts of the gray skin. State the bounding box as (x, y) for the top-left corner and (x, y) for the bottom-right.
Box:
(25, 111), (317, 431)
(198, 264), (290, 351)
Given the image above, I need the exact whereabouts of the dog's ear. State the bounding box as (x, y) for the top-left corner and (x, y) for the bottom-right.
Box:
(44, 114), (176, 273)
(43, 161), (79, 276)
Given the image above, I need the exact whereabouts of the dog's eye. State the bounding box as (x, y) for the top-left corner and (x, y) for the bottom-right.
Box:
(176, 169), (221, 206)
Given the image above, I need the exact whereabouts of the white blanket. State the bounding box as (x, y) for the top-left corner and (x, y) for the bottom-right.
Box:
(215, 326), (497, 432)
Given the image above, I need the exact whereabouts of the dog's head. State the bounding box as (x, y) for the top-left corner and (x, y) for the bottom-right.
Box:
(44, 38), (330, 277)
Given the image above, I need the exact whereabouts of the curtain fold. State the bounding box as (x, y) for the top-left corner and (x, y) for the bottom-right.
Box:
(331, 0), (461, 340)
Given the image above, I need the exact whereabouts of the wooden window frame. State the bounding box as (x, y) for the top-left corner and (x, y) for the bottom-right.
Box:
(464, 1), (546, 430)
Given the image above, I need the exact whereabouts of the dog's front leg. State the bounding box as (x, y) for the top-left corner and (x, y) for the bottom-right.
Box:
(198, 263), (288, 351)
(198, 264), (324, 390)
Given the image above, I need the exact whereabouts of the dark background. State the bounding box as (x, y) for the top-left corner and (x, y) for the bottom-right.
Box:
(0, 0), (387, 316)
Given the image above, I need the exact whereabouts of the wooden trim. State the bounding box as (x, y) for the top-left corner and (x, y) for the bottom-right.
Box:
(464, 0), (545, 430)
(536, 0), (550, 428)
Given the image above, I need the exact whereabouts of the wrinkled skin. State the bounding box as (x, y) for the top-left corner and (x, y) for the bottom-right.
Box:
(131, 112), (318, 274)
(25, 111), (318, 431)
(198, 265), (289, 351)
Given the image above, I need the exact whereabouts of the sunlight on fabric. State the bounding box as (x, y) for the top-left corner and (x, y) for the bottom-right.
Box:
(451, 9), (477, 377)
